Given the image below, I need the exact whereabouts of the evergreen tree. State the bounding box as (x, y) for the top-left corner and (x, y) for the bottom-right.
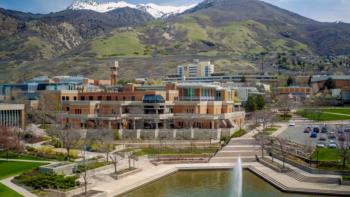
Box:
(324, 77), (336, 89)
(287, 76), (294, 86)
(245, 95), (257, 112)
(240, 75), (246, 83)
(256, 95), (265, 110)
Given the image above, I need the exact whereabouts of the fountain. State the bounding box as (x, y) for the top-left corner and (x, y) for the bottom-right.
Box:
(232, 156), (243, 197)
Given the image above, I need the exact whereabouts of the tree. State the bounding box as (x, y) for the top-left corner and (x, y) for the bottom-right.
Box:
(49, 126), (84, 161)
(245, 95), (257, 112)
(0, 126), (23, 158)
(323, 77), (336, 90)
(240, 75), (246, 83)
(287, 76), (294, 86)
(96, 129), (114, 162)
(338, 132), (349, 168)
(255, 95), (265, 110)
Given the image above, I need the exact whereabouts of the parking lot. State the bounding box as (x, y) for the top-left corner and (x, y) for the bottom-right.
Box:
(278, 123), (349, 148)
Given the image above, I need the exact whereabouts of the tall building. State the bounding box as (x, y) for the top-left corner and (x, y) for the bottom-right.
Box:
(176, 60), (214, 78)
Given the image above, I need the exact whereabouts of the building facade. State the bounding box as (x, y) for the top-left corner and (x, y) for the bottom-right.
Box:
(176, 60), (215, 78)
(0, 104), (25, 128)
(61, 83), (245, 140)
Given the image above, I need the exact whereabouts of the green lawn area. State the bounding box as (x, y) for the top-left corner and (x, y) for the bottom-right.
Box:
(0, 151), (48, 161)
(0, 183), (22, 197)
(264, 127), (278, 135)
(323, 108), (350, 115)
(0, 161), (46, 180)
(0, 161), (47, 197)
(311, 148), (350, 162)
(297, 109), (350, 121)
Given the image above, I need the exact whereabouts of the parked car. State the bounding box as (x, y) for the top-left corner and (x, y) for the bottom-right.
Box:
(316, 143), (326, 148)
(328, 143), (337, 148)
(319, 134), (327, 141)
(328, 132), (336, 139)
(321, 127), (328, 133)
(313, 126), (320, 133)
(310, 132), (317, 138)
(338, 134), (346, 142)
(289, 121), (296, 126)
(344, 126), (350, 132)
(304, 127), (311, 133)
(329, 139), (336, 144)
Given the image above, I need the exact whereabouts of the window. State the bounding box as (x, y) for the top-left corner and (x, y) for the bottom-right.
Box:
(81, 96), (85, 100)
(107, 96), (111, 101)
(98, 96), (102, 100)
(123, 96), (126, 101)
(74, 96), (77, 101)
(66, 96), (69, 101)
(131, 96), (135, 101)
(89, 96), (93, 101)
(66, 107), (70, 111)
(75, 109), (82, 114)
(61, 96), (65, 101)
(116, 96), (118, 100)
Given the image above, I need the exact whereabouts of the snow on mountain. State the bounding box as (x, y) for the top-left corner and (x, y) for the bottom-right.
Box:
(68, 0), (196, 18)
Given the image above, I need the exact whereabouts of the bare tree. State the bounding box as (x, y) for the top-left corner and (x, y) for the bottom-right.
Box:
(49, 125), (84, 160)
(339, 132), (350, 168)
(275, 137), (287, 169)
(96, 129), (115, 162)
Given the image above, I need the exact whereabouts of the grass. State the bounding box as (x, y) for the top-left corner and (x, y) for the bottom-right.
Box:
(0, 161), (46, 180)
(0, 151), (49, 161)
(323, 108), (350, 115)
(116, 167), (137, 175)
(231, 129), (247, 138)
(297, 109), (350, 121)
(264, 127), (278, 135)
(343, 176), (350, 181)
(311, 148), (342, 161)
(91, 32), (146, 57)
(0, 183), (22, 197)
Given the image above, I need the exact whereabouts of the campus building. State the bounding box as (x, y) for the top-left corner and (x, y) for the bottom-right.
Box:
(61, 83), (245, 140)
(176, 60), (215, 78)
(277, 86), (312, 97)
(0, 103), (25, 128)
(311, 75), (350, 102)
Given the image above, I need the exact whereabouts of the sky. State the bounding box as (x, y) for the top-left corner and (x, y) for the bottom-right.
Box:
(0, 0), (350, 23)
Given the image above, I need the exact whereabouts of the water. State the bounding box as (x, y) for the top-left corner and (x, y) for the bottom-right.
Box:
(121, 170), (329, 197)
(232, 157), (242, 197)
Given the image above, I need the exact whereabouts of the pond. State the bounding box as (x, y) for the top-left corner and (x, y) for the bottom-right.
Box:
(121, 170), (334, 197)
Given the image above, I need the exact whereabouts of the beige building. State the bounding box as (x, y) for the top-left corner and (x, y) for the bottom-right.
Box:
(177, 60), (214, 78)
(0, 103), (25, 128)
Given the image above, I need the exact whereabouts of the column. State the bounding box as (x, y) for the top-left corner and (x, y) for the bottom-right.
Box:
(217, 129), (221, 140)
(211, 120), (215, 129)
(133, 119), (136, 130)
(173, 129), (177, 139)
(108, 121), (112, 129)
(5, 110), (8, 127)
(0, 111), (2, 126)
(155, 129), (159, 139)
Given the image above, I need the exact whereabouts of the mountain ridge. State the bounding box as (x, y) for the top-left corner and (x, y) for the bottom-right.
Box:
(0, 0), (350, 83)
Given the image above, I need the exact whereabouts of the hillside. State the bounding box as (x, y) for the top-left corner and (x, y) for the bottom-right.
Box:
(1, 0), (350, 83)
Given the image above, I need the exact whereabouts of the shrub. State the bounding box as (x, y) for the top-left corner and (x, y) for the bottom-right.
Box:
(231, 129), (246, 138)
(14, 171), (79, 190)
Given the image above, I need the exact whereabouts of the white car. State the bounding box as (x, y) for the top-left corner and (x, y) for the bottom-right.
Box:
(316, 143), (325, 148)
(288, 121), (296, 126)
(328, 143), (337, 148)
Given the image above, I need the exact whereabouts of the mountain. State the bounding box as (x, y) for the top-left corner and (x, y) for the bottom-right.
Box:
(67, 0), (196, 18)
(1, 0), (350, 83)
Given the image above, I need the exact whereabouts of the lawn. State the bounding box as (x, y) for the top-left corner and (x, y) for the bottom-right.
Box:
(0, 161), (46, 179)
(297, 109), (350, 121)
(0, 151), (48, 161)
(0, 183), (22, 197)
(264, 127), (278, 135)
(311, 148), (350, 162)
(323, 108), (350, 115)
